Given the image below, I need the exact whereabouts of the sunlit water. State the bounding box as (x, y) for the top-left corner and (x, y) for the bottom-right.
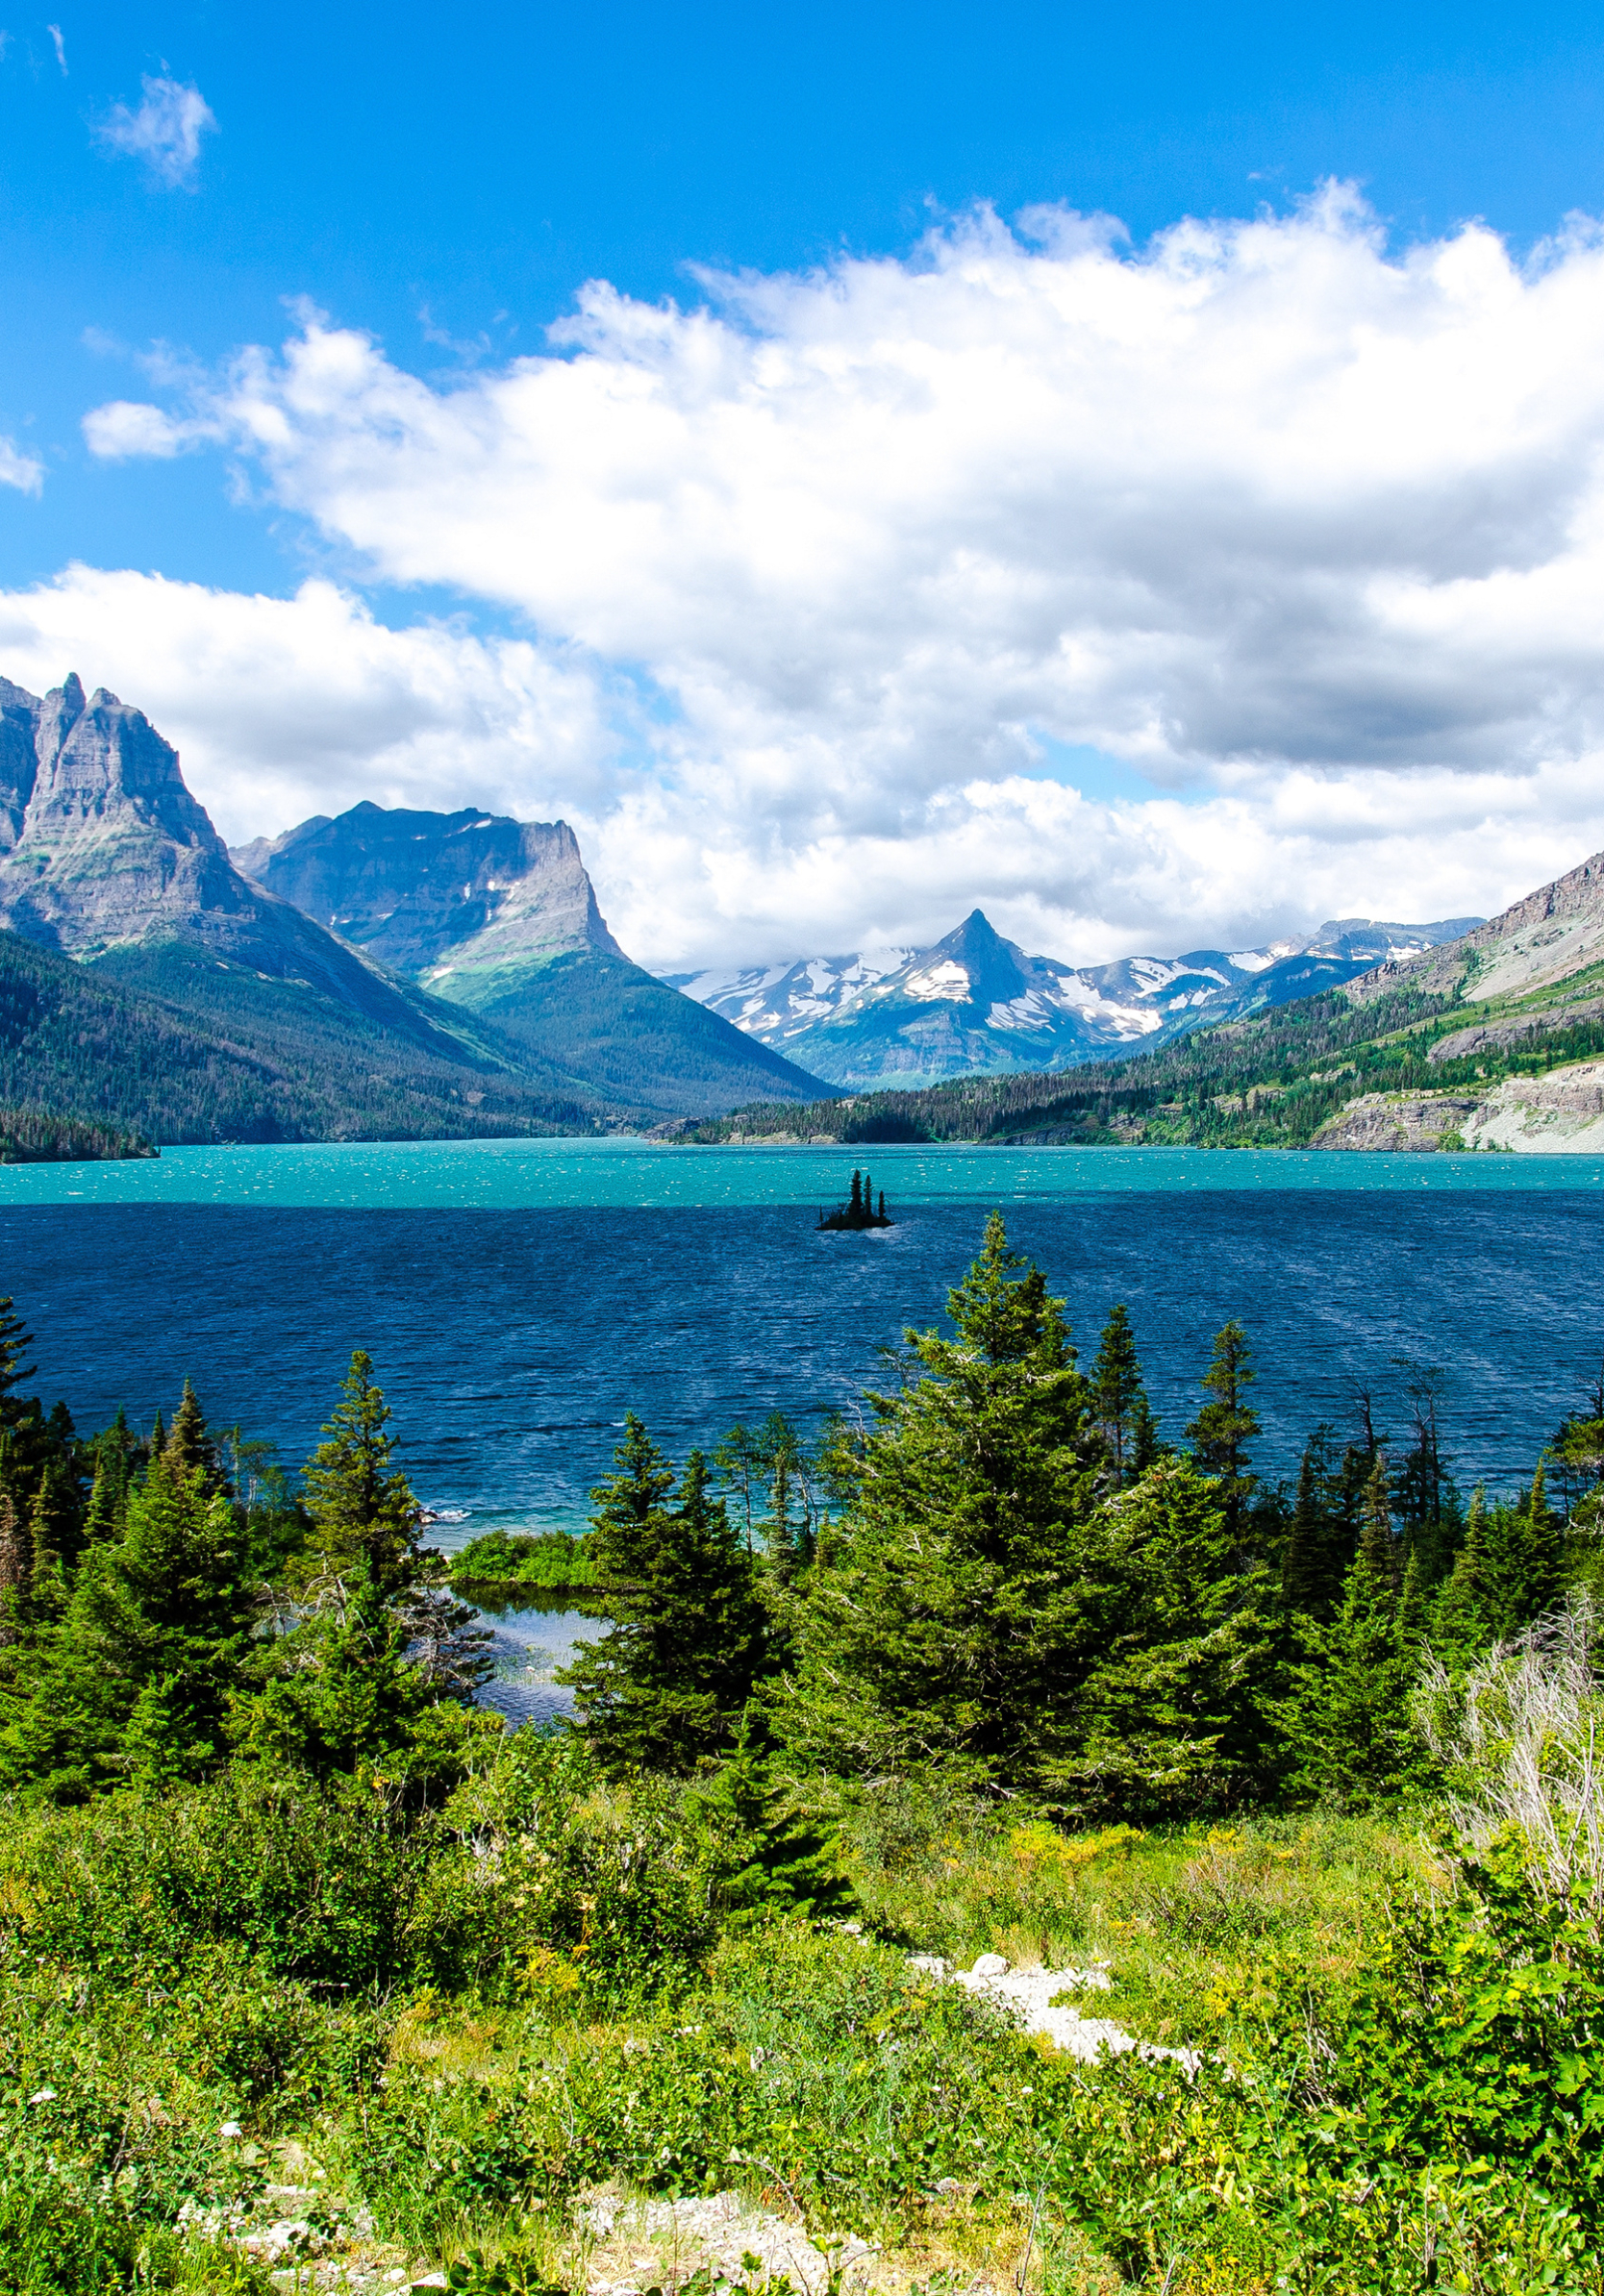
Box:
(6, 1136), (1604, 1715)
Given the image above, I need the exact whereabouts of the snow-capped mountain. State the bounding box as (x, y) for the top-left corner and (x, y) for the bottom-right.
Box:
(664, 909), (1482, 1089)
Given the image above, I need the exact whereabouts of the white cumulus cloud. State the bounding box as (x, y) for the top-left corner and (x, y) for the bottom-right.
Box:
(0, 568), (617, 851)
(95, 75), (216, 188)
(59, 187), (1604, 966)
(0, 436), (44, 495)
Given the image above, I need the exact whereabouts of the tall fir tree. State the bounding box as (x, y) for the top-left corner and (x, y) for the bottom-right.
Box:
(1273, 1513), (1428, 1809)
(1090, 1304), (1151, 1486)
(788, 1213), (1104, 1787)
(1062, 1456), (1277, 1816)
(687, 1706), (857, 1927)
(301, 1351), (426, 1600)
(560, 1431), (769, 1772)
(1185, 1321), (1260, 1543)
(0, 1450), (259, 1801)
(1280, 1427), (1345, 1620)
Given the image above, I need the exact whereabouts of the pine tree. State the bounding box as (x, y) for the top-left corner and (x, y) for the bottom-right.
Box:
(561, 1434), (770, 1773)
(1091, 1304), (1149, 1485)
(301, 1352), (425, 1600)
(789, 1213), (1104, 1787)
(232, 1566), (455, 1784)
(688, 1707), (857, 1926)
(1065, 1456), (1276, 1815)
(163, 1380), (230, 1498)
(1430, 1485), (1491, 1663)
(0, 1297), (35, 1427)
(0, 1450), (259, 1799)
(1281, 1429), (1343, 1620)
(1273, 1528), (1427, 1809)
(1185, 1321), (1260, 1542)
(1359, 1452), (1398, 1587)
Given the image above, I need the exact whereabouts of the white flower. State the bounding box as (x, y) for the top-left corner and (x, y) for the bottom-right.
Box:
(28, 2088), (57, 2105)
(219, 2120), (243, 2138)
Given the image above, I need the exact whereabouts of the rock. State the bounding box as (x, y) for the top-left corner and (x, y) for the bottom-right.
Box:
(237, 801), (624, 976)
(941, 1959), (1197, 2069)
(906, 1953), (954, 1977)
(578, 2189), (874, 2294)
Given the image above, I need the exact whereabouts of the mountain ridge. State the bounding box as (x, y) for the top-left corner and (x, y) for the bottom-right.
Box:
(666, 906), (1481, 1087)
(665, 843), (1604, 1154)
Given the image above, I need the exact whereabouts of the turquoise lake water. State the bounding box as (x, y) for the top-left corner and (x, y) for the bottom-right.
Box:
(6, 1135), (1603, 1717)
(3, 1135), (1602, 1209)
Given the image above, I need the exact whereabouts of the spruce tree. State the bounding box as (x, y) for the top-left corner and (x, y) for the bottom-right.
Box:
(1185, 1321), (1260, 1542)
(232, 1566), (456, 1783)
(1281, 1429), (1343, 1620)
(789, 1213), (1104, 1787)
(688, 1707), (857, 1926)
(1430, 1486), (1491, 1663)
(561, 1433), (769, 1773)
(1273, 1529), (1427, 1809)
(1066, 1456), (1276, 1815)
(301, 1352), (425, 1600)
(0, 1297), (34, 1426)
(1091, 1304), (1149, 1485)
(0, 1451), (259, 1799)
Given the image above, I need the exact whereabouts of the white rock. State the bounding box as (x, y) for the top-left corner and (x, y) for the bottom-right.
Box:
(906, 1954), (953, 1977)
(969, 1952), (1010, 1978)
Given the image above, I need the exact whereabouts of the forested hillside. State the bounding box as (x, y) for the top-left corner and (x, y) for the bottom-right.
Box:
(2, 1232), (1602, 2290)
(0, 929), (611, 1146)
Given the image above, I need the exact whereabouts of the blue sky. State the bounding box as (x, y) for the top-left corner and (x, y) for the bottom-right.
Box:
(7, 0), (1604, 965)
(9, 0), (1604, 595)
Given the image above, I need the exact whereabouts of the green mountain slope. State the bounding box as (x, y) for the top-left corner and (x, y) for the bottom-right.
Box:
(0, 928), (612, 1148)
(431, 946), (839, 1119)
(242, 797), (833, 1116)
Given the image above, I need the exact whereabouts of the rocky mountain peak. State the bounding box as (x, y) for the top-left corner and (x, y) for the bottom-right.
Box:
(235, 799), (624, 977)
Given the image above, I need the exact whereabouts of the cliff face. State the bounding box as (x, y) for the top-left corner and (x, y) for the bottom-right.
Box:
(235, 802), (624, 977)
(240, 797), (833, 1114)
(1346, 848), (1604, 1011)
(0, 675), (263, 960)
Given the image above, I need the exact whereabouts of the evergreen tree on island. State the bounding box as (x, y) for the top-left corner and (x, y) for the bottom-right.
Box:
(816, 1168), (894, 1231)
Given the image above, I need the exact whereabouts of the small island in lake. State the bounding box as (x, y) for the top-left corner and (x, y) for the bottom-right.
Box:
(817, 1167), (894, 1230)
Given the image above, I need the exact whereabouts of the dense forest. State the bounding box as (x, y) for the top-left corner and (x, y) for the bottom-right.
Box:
(0, 930), (614, 1150)
(681, 973), (1604, 1147)
(1, 1232), (1602, 2292)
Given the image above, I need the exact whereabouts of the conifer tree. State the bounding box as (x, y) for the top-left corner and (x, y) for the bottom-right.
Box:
(561, 1431), (769, 1773)
(1273, 1520), (1427, 1809)
(1430, 1485), (1491, 1663)
(164, 1380), (230, 1497)
(1091, 1304), (1150, 1485)
(1065, 1456), (1276, 1814)
(232, 1565), (456, 1783)
(688, 1707), (856, 1926)
(0, 1450), (259, 1799)
(789, 1213), (1104, 1787)
(302, 1351), (425, 1600)
(0, 1297), (34, 1427)
(1359, 1452), (1398, 1587)
(1281, 1429), (1343, 1619)
(1185, 1321), (1260, 1541)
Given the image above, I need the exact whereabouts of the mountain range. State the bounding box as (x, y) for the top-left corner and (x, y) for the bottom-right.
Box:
(676, 844), (1604, 1155)
(665, 908), (1481, 1088)
(0, 674), (823, 1148)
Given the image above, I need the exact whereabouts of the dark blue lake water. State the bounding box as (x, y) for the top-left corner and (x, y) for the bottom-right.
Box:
(2, 1140), (1600, 1530)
